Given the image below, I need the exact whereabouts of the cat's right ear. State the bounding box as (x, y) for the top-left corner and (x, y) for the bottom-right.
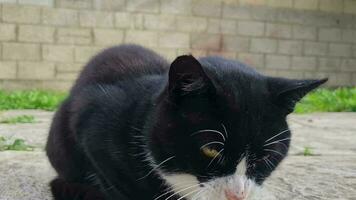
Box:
(268, 77), (328, 114)
(168, 55), (214, 99)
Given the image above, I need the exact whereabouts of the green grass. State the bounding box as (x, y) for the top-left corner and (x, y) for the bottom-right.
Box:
(295, 87), (356, 113)
(0, 90), (67, 111)
(0, 136), (34, 151)
(295, 146), (317, 156)
(303, 147), (314, 156)
(0, 115), (36, 124)
(0, 88), (355, 113)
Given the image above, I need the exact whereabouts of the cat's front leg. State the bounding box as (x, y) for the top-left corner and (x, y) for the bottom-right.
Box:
(50, 177), (132, 200)
(78, 142), (134, 200)
(50, 178), (105, 200)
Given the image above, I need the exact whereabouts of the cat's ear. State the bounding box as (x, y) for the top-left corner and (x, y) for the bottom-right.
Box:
(268, 77), (328, 113)
(168, 55), (214, 98)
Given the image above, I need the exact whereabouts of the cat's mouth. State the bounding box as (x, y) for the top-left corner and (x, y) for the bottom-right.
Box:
(161, 172), (258, 200)
(192, 180), (254, 200)
(194, 175), (256, 200)
(225, 189), (246, 200)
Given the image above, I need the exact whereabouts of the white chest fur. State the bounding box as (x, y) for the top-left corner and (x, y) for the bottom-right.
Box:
(158, 157), (261, 200)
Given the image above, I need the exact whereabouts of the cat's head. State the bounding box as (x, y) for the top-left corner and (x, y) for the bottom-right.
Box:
(149, 55), (327, 200)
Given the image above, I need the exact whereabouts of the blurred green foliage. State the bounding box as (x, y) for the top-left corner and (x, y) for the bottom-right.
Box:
(303, 147), (314, 156)
(0, 90), (67, 111)
(0, 115), (36, 124)
(0, 88), (355, 113)
(0, 136), (34, 151)
(295, 88), (356, 113)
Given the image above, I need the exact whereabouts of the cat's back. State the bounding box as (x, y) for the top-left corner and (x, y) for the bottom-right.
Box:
(71, 44), (169, 93)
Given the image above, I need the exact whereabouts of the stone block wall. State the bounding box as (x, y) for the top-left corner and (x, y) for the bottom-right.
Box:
(0, 0), (355, 90)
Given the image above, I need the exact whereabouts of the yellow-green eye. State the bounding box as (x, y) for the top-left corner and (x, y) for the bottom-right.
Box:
(202, 147), (220, 158)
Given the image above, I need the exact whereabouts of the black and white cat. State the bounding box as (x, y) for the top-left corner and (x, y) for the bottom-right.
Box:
(46, 44), (326, 200)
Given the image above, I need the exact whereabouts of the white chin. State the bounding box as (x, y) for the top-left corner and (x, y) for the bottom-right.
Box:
(158, 172), (262, 200)
(191, 175), (260, 200)
(157, 157), (265, 200)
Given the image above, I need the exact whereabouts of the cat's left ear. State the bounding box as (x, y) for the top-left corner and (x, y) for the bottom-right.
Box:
(168, 55), (214, 98)
(268, 77), (328, 113)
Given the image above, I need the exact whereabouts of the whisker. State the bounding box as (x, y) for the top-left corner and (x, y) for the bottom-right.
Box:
(164, 184), (200, 200)
(131, 126), (143, 132)
(207, 148), (224, 168)
(264, 148), (284, 157)
(171, 181), (203, 187)
(265, 157), (276, 169)
(176, 188), (202, 200)
(262, 158), (273, 170)
(263, 137), (291, 147)
(192, 189), (205, 200)
(217, 154), (224, 165)
(137, 156), (175, 180)
(221, 123), (228, 139)
(269, 141), (289, 150)
(154, 182), (199, 200)
(199, 141), (224, 150)
(97, 84), (110, 97)
(154, 190), (173, 200)
(191, 129), (226, 142)
(264, 129), (290, 143)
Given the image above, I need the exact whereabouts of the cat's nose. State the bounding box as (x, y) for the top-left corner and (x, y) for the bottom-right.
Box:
(224, 189), (245, 200)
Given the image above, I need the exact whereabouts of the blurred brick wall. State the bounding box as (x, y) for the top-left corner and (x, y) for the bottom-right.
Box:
(0, 0), (355, 90)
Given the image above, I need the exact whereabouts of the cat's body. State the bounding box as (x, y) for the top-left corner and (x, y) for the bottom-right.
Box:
(47, 45), (170, 200)
(46, 44), (326, 200)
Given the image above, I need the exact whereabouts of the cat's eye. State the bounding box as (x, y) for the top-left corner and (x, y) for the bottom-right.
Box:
(201, 147), (220, 158)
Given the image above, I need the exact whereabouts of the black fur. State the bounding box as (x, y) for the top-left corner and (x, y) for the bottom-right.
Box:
(46, 44), (326, 200)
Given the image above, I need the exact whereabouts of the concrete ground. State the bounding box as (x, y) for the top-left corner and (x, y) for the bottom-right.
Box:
(0, 110), (355, 200)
